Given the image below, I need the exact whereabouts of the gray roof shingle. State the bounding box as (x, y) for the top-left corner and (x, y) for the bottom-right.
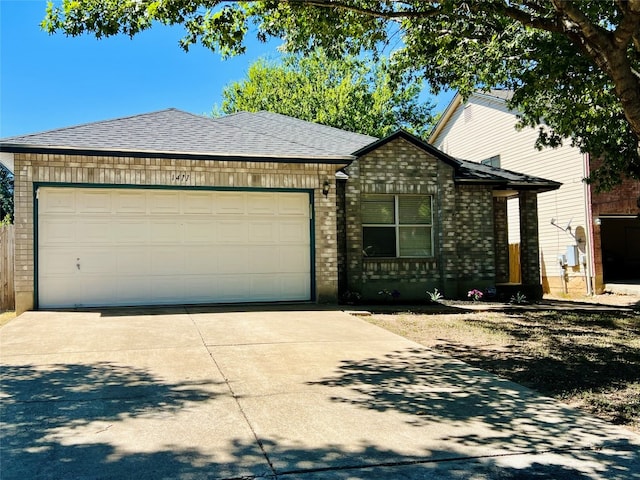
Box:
(353, 130), (560, 193)
(1, 108), (559, 192)
(0, 108), (376, 161)
(456, 158), (561, 191)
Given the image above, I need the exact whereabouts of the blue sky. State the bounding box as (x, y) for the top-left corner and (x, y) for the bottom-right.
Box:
(1, 0), (452, 138)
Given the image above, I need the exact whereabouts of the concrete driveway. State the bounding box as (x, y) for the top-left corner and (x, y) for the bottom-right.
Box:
(1, 307), (639, 479)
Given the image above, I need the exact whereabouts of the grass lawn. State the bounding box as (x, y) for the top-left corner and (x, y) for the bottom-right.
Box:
(0, 310), (16, 329)
(366, 308), (640, 432)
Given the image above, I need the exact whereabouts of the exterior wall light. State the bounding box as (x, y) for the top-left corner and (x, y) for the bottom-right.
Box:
(594, 217), (602, 226)
(322, 180), (331, 197)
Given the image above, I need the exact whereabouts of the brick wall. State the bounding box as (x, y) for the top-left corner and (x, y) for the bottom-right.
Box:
(13, 153), (343, 313)
(591, 179), (640, 216)
(591, 178), (640, 290)
(342, 138), (497, 300)
(493, 196), (509, 283)
(451, 185), (496, 292)
(519, 191), (542, 297)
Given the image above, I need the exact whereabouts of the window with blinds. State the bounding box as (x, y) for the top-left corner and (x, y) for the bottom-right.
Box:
(362, 194), (433, 258)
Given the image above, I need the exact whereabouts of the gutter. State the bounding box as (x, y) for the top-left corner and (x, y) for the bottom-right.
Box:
(0, 144), (355, 165)
(584, 153), (595, 296)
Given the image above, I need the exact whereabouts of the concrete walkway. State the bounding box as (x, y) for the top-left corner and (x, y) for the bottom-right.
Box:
(1, 307), (639, 479)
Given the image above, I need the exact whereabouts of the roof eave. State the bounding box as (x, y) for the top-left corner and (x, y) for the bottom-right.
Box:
(0, 144), (354, 165)
(0, 151), (14, 173)
(427, 93), (463, 144)
(455, 177), (562, 193)
(354, 130), (462, 168)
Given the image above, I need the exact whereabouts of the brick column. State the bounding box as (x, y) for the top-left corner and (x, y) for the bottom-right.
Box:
(519, 191), (542, 298)
(493, 196), (509, 284)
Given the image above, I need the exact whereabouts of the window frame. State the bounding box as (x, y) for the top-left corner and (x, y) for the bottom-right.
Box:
(362, 194), (434, 259)
(480, 155), (501, 168)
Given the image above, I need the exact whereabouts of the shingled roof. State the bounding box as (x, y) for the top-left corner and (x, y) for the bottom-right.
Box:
(0, 108), (559, 192)
(0, 108), (376, 162)
(353, 130), (560, 193)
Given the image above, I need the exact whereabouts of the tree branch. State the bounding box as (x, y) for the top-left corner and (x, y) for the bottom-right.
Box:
(248, 0), (442, 20)
(550, 0), (610, 45)
(613, 0), (640, 48)
(494, 2), (565, 33)
(264, 0), (442, 20)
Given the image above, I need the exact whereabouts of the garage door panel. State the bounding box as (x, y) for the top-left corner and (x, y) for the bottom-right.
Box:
(279, 246), (310, 273)
(216, 276), (247, 302)
(183, 192), (213, 214)
(40, 219), (77, 245)
(39, 249), (78, 275)
(39, 276), (80, 307)
(218, 221), (247, 243)
(183, 276), (219, 301)
(116, 277), (152, 303)
(150, 277), (185, 302)
(114, 220), (149, 243)
(280, 274), (311, 299)
(279, 220), (309, 243)
(150, 192), (181, 214)
(279, 194), (308, 215)
(81, 276), (118, 305)
(150, 221), (182, 244)
(151, 248), (185, 275)
(215, 193), (245, 214)
(117, 249), (151, 274)
(249, 246), (279, 273)
(76, 221), (113, 244)
(248, 221), (276, 243)
(38, 187), (311, 307)
(218, 246), (248, 273)
(247, 193), (277, 215)
(185, 247), (218, 273)
(115, 191), (147, 214)
(250, 274), (280, 299)
(183, 220), (215, 243)
(80, 249), (115, 274)
(77, 190), (112, 213)
(40, 189), (76, 213)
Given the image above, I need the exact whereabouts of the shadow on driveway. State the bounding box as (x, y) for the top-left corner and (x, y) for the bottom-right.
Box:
(1, 312), (639, 479)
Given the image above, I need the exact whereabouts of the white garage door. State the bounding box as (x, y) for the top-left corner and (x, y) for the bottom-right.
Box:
(37, 187), (312, 308)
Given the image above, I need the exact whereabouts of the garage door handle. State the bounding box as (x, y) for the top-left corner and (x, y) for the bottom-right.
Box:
(76, 258), (81, 270)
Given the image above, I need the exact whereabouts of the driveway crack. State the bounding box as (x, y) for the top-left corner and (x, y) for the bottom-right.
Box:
(187, 311), (278, 478)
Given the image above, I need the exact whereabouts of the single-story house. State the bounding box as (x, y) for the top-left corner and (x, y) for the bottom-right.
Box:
(0, 109), (560, 314)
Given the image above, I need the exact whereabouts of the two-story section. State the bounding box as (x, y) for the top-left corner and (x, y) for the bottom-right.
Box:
(430, 91), (595, 297)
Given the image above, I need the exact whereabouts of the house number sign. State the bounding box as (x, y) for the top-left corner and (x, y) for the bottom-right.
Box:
(172, 173), (191, 183)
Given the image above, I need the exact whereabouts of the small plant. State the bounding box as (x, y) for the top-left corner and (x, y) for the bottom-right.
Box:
(510, 291), (528, 304)
(0, 214), (11, 226)
(467, 289), (484, 302)
(341, 290), (362, 304)
(378, 289), (401, 301)
(427, 288), (443, 303)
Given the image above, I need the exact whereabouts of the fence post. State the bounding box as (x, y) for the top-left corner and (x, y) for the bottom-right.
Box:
(0, 224), (15, 311)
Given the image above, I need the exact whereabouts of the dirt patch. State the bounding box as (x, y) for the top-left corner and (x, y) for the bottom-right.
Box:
(366, 307), (640, 432)
(545, 292), (640, 308)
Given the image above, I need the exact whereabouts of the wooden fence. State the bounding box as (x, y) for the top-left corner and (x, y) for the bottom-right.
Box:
(509, 243), (521, 284)
(1, 224), (15, 311)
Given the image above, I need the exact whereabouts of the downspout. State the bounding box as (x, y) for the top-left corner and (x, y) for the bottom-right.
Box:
(583, 153), (595, 296)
